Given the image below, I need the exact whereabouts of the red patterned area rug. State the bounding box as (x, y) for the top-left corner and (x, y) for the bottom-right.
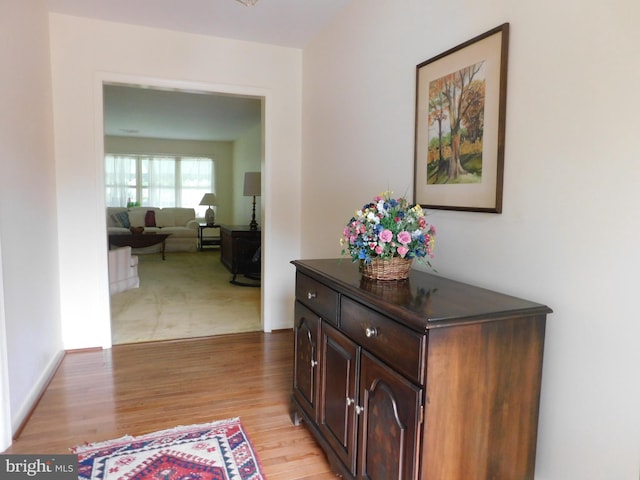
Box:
(71, 417), (265, 480)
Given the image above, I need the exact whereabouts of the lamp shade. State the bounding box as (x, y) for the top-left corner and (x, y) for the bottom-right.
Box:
(243, 172), (261, 197)
(199, 193), (217, 206)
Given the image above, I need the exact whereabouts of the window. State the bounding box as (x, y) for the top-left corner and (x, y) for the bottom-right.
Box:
(105, 155), (215, 209)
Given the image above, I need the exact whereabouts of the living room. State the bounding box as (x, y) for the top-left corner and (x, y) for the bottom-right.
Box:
(2, 1), (639, 478)
(103, 84), (264, 343)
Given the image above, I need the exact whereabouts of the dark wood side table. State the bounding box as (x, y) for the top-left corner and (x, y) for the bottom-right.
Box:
(219, 225), (261, 285)
(198, 224), (220, 250)
(108, 233), (171, 260)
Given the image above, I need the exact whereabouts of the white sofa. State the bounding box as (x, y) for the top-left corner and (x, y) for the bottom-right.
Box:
(107, 206), (199, 253)
(108, 246), (139, 295)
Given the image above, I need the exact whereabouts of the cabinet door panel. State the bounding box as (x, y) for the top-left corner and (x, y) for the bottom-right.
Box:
(320, 322), (359, 475)
(293, 301), (321, 422)
(359, 352), (422, 480)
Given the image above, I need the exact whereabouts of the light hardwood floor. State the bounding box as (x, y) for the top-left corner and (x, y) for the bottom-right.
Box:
(4, 331), (337, 479)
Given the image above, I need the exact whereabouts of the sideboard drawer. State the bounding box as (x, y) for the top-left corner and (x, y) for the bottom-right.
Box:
(340, 296), (425, 384)
(296, 272), (339, 325)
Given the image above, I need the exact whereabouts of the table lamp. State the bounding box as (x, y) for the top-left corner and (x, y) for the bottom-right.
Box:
(199, 193), (217, 226)
(243, 172), (261, 230)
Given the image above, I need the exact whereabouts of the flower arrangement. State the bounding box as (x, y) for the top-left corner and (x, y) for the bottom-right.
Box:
(340, 191), (436, 266)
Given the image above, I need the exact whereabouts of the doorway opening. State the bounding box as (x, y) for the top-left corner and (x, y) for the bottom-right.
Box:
(103, 82), (264, 345)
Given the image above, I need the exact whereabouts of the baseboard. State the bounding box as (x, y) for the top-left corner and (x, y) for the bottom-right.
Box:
(11, 349), (66, 440)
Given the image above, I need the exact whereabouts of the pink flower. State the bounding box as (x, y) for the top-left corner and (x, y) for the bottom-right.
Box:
(397, 231), (411, 245)
(397, 245), (409, 257)
(375, 245), (383, 254)
(378, 229), (393, 243)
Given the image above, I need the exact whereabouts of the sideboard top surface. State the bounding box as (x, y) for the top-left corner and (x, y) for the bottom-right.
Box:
(292, 259), (551, 332)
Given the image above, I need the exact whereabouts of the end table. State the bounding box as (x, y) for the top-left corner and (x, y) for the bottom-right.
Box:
(198, 224), (220, 250)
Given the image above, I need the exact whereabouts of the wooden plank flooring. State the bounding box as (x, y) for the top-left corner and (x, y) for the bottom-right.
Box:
(4, 331), (338, 479)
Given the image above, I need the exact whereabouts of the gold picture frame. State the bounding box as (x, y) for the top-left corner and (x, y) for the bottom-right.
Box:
(414, 23), (509, 213)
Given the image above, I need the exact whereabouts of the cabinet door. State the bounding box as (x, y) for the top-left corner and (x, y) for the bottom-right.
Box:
(293, 301), (321, 422)
(319, 322), (360, 475)
(358, 352), (423, 480)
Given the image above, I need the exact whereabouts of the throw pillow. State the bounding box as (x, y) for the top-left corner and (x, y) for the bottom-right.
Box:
(111, 211), (130, 228)
(145, 210), (156, 227)
(127, 208), (146, 227)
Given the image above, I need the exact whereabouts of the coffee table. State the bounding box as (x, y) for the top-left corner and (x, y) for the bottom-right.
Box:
(108, 233), (171, 260)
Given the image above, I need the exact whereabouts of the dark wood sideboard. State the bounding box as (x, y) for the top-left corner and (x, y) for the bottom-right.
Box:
(219, 225), (261, 284)
(291, 259), (552, 480)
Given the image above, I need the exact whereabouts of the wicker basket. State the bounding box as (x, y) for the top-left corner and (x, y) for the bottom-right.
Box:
(361, 257), (413, 281)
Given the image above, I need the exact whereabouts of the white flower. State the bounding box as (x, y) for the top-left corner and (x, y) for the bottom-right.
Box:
(367, 211), (379, 224)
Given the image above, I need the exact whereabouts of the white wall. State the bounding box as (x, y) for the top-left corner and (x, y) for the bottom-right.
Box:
(48, 14), (302, 345)
(0, 238), (9, 450)
(0, 0), (63, 444)
(302, 1), (640, 478)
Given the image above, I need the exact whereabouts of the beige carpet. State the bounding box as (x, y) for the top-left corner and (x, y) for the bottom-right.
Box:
(109, 249), (261, 345)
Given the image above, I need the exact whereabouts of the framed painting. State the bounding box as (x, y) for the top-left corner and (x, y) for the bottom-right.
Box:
(414, 23), (509, 213)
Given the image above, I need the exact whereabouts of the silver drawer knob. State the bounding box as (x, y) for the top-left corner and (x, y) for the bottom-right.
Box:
(311, 359), (318, 367)
(307, 291), (317, 300)
(365, 327), (378, 338)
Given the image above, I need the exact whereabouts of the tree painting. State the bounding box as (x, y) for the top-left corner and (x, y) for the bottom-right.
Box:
(427, 60), (486, 184)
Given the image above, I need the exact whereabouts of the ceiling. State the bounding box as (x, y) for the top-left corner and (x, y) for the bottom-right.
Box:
(103, 85), (262, 142)
(45, 0), (352, 142)
(42, 0), (352, 49)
